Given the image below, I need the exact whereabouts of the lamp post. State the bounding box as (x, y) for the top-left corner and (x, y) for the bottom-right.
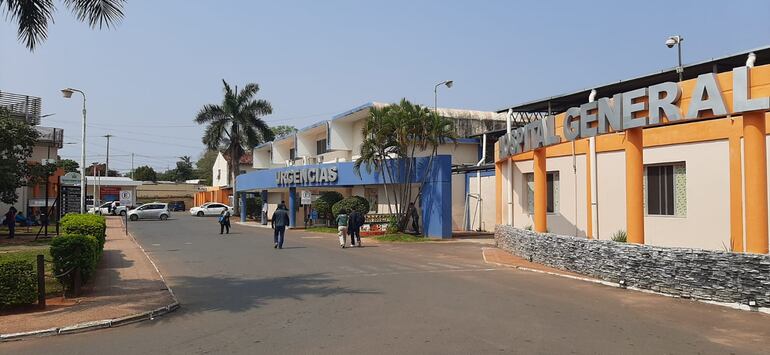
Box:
(434, 80), (454, 114)
(61, 88), (87, 213)
(665, 35), (684, 82)
(103, 134), (113, 175)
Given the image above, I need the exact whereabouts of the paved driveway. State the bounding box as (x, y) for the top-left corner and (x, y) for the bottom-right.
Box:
(5, 213), (769, 354)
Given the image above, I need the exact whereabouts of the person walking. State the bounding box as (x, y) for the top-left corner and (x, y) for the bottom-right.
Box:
(4, 207), (17, 239)
(348, 209), (364, 247)
(110, 200), (118, 215)
(407, 202), (420, 235)
(336, 209), (349, 248)
(219, 209), (231, 235)
(271, 203), (290, 249)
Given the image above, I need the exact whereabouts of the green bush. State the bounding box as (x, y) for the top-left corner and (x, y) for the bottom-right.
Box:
(332, 196), (369, 217)
(50, 234), (100, 290)
(245, 196), (263, 219)
(0, 259), (37, 308)
(60, 214), (107, 251)
(386, 215), (399, 234)
(314, 191), (343, 220)
(612, 230), (628, 243)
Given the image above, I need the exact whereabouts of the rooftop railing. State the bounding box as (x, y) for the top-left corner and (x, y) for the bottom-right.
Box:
(0, 91), (42, 124)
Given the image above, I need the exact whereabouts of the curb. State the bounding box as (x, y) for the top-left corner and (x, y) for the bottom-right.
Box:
(0, 218), (180, 343)
(481, 247), (770, 316)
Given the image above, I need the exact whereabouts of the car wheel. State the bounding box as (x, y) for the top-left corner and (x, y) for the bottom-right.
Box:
(160, 214), (168, 221)
(129, 214), (138, 221)
(119, 210), (126, 216)
(196, 211), (204, 217)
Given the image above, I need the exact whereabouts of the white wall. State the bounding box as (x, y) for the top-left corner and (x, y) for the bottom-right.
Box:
(253, 149), (272, 169)
(212, 153), (229, 187)
(451, 174), (465, 230)
(272, 139), (293, 165)
(329, 120), (354, 151)
(468, 174), (497, 232)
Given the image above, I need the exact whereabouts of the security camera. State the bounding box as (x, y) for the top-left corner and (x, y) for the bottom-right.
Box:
(665, 38), (676, 48)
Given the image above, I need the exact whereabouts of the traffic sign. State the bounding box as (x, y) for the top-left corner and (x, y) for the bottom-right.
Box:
(60, 172), (81, 186)
(301, 190), (312, 205)
(119, 190), (133, 206)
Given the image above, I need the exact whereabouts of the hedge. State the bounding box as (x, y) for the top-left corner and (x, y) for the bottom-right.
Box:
(50, 234), (100, 290)
(0, 259), (37, 308)
(60, 214), (107, 251)
(314, 191), (344, 220)
(332, 196), (370, 217)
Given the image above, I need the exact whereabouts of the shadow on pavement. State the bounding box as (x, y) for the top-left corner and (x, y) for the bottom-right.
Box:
(135, 273), (379, 325)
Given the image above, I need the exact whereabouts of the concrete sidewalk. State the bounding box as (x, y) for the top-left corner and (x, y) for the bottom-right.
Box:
(0, 217), (177, 338)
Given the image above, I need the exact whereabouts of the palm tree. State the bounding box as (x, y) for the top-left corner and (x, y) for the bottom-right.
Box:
(195, 80), (274, 212)
(1, 0), (126, 51)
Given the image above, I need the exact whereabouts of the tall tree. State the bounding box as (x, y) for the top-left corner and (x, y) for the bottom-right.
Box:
(270, 125), (297, 138)
(133, 165), (157, 182)
(1, 0), (126, 51)
(0, 108), (39, 204)
(195, 80), (274, 212)
(175, 156), (194, 181)
(354, 99), (456, 232)
(195, 150), (218, 185)
(56, 158), (79, 173)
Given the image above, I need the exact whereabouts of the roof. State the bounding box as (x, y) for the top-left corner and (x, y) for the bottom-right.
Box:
(497, 45), (770, 114)
(85, 176), (142, 186)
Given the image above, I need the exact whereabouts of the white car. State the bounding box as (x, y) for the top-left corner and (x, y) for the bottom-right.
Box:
(88, 201), (127, 216)
(127, 202), (170, 221)
(190, 202), (233, 217)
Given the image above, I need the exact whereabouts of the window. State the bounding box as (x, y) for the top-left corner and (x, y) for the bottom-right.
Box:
(317, 139), (327, 155)
(217, 169), (221, 180)
(365, 188), (378, 213)
(289, 148), (296, 160)
(524, 171), (559, 214)
(645, 163), (686, 216)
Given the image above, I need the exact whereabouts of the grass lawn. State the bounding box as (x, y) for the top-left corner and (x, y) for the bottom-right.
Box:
(0, 248), (63, 297)
(373, 233), (430, 242)
(305, 226), (339, 234)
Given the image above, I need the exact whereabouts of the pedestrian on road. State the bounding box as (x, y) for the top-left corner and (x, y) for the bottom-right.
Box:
(219, 209), (231, 235)
(336, 209), (349, 248)
(4, 206), (17, 239)
(271, 203), (290, 249)
(348, 209), (364, 247)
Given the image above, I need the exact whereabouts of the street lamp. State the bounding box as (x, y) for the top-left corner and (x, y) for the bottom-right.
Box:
(434, 80), (454, 114)
(665, 35), (684, 82)
(61, 88), (87, 213)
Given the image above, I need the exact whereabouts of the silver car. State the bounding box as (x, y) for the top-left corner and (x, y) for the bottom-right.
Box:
(127, 202), (170, 221)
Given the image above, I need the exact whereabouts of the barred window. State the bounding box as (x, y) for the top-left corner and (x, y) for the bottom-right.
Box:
(645, 163), (686, 217)
(525, 171), (559, 214)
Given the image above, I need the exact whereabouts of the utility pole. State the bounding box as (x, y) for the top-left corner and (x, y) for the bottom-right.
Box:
(130, 153), (134, 180)
(103, 134), (113, 175)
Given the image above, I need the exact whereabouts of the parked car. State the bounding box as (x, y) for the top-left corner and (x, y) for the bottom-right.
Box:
(168, 201), (186, 212)
(88, 201), (128, 216)
(190, 202), (233, 217)
(127, 202), (170, 221)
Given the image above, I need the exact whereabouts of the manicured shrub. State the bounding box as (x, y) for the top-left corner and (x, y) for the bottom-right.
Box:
(60, 214), (107, 251)
(0, 259), (37, 308)
(245, 196), (263, 219)
(313, 191), (343, 220)
(332, 196), (369, 217)
(50, 234), (100, 290)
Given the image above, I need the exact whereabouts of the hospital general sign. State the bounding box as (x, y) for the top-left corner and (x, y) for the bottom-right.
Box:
(499, 66), (770, 159)
(276, 166), (338, 185)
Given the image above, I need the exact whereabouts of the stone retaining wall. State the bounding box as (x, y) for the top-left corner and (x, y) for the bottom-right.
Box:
(495, 225), (770, 307)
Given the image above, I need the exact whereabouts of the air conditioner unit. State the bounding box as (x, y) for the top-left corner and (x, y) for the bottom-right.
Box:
(318, 155), (325, 163)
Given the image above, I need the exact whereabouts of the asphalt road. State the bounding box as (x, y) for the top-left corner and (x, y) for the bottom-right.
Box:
(5, 213), (770, 354)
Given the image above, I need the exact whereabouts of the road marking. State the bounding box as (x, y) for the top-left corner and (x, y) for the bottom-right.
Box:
(301, 236), (325, 239)
(152, 244), (160, 246)
(184, 242), (192, 245)
(426, 262), (461, 269)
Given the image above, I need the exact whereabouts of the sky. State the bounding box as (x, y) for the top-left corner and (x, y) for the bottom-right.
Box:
(2, 0), (769, 174)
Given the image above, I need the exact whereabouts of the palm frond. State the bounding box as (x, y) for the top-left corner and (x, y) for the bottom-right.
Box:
(62, 0), (125, 28)
(3, 0), (55, 51)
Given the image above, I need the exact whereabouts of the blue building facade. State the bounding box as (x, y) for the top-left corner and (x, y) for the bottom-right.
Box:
(235, 155), (453, 238)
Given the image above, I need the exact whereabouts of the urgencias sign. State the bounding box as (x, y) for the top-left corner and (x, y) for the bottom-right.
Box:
(276, 166), (338, 185)
(499, 66), (770, 159)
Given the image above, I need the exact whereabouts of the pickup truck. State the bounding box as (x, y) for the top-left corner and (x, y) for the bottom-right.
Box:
(88, 201), (128, 216)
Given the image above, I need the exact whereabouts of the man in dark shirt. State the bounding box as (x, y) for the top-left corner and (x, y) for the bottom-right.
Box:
(348, 209), (364, 247)
(271, 203), (291, 249)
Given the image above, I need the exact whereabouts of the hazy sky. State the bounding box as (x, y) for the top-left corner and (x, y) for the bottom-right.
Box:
(2, 0), (769, 173)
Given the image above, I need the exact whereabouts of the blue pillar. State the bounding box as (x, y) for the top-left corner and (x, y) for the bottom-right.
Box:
(421, 155), (452, 239)
(260, 190), (268, 225)
(240, 193), (247, 222)
(289, 187), (296, 228)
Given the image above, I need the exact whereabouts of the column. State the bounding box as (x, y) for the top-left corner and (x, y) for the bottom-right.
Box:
(533, 148), (547, 233)
(495, 162), (502, 225)
(239, 193), (247, 222)
(625, 127), (644, 244)
(288, 187), (296, 228)
(260, 190), (268, 225)
(743, 111), (769, 254)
